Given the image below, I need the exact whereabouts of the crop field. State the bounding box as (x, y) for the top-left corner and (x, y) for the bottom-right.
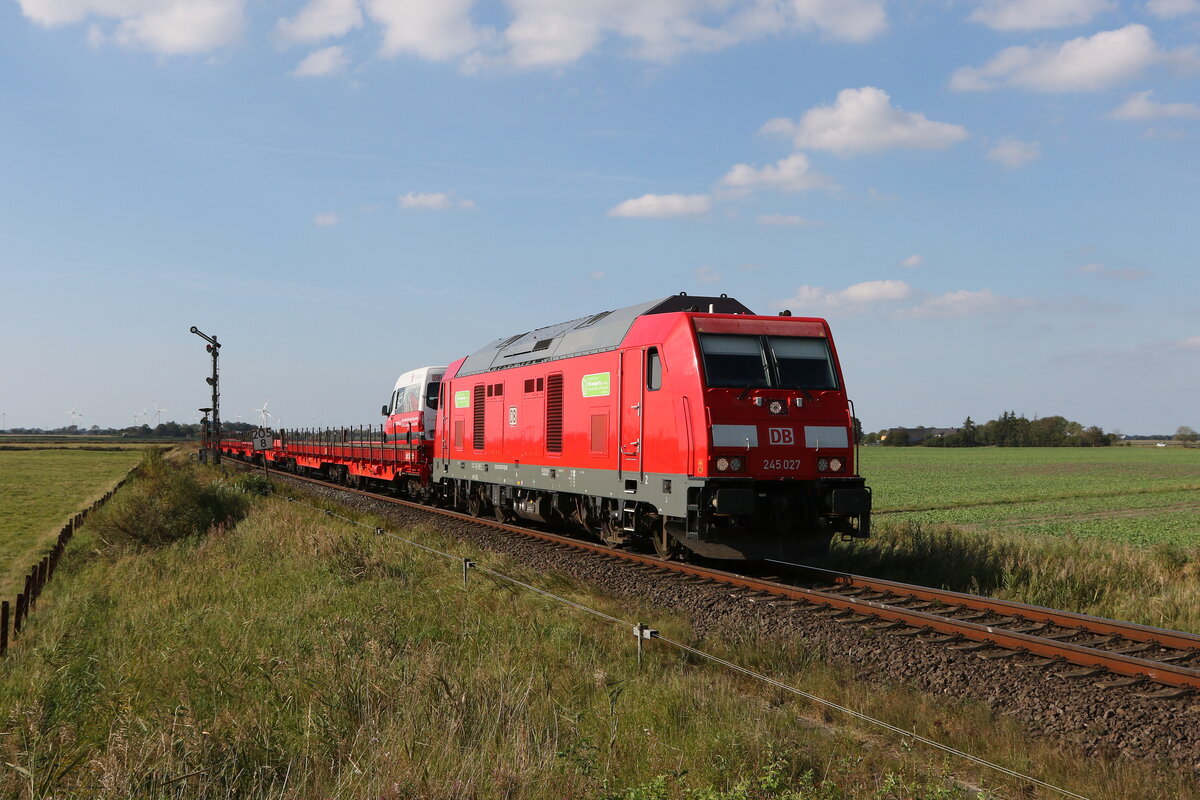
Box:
(859, 446), (1200, 546)
(0, 447), (144, 596)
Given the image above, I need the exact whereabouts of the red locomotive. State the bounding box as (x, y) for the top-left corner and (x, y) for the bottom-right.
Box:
(223, 293), (871, 560)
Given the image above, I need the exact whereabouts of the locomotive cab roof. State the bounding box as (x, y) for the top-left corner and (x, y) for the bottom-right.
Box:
(456, 293), (754, 377)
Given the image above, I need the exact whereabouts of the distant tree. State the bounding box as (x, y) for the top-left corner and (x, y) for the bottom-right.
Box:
(885, 428), (910, 447)
(852, 417), (864, 444)
(959, 416), (978, 447)
(1176, 426), (1199, 443)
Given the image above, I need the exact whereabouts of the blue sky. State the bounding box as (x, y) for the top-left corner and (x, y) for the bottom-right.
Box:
(2, 0), (1197, 434)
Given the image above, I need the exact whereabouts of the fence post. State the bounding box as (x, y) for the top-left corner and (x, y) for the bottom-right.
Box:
(462, 558), (475, 590)
(14, 594), (23, 634)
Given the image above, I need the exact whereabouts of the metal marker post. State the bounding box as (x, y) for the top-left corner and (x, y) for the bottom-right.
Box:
(462, 558), (475, 589)
(633, 623), (657, 668)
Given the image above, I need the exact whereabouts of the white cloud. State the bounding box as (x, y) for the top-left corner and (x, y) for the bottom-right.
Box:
(788, 0), (887, 42)
(276, 0), (361, 44)
(986, 137), (1041, 168)
(501, 0), (887, 68)
(778, 280), (914, 312)
(1177, 335), (1200, 350)
(18, 0), (889, 66)
(1145, 0), (1200, 18)
(950, 25), (1175, 92)
(761, 87), (968, 155)
(757, 213), (817, 226)
(968, 0), (1114, 31)
(1108, 90), (1200, 120)
(17, 0), (245, 54)
(898, 288), (1033, 319)
(607, 193), (712, 218)
(1075, 262), (1150, 280)
(696, 265), (720, 283)
(399, 191), (474, 210)
(779, 281), (1036, 319)
(115, 0), (243, 53)
(719, 154), (836, 193)
(293, 45), (349, 76)
(591, 271), (606, 279)
(367, 0), (480, 60)
(314, 212), (339, 226)
(900, 254), (923, 268)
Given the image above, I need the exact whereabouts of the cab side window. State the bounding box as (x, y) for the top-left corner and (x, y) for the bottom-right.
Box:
(647, 347), (662, 391)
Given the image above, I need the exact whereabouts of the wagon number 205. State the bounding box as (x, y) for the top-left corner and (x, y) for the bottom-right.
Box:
(762, 459), (804, 471)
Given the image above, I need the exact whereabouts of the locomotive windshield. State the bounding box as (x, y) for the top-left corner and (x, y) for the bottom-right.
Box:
(699, 334), (838, 391)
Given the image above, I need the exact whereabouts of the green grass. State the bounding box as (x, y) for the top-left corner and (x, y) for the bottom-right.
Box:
(3, 463), (1190, 799)
(860, 447), (1200, 545)
(0, 448), (143, 597)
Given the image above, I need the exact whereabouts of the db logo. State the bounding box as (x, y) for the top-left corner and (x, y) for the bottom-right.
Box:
(768, 427), (794, 445)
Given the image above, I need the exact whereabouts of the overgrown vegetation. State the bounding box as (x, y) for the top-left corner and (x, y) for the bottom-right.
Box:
(86, 450), (248, 549)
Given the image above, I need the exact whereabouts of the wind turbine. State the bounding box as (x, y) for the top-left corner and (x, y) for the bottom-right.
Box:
(253, 400), (272, 427)
(151, 401), (169, 426)
(67, 407), (83, 429)
(0, 409), (6, 431)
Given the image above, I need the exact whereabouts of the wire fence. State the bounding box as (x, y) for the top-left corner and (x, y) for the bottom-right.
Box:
(0, 474), (131, 657)
(280, 492), (1093, 800)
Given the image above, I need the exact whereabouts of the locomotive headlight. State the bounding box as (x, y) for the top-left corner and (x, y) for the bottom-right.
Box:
(817, 457), (829, 472)
(768, 399), (785, 415)
(829, 457), (844, 473)
(716, 457), (730, 472)
(729, 457), (744, 472)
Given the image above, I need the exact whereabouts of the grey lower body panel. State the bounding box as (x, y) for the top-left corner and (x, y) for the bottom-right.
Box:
(433, 457), (871, 560)
(433, 457), (698, 518)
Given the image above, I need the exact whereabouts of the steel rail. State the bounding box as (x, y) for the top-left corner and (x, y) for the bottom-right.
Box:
(244, 460), (1200, 692)
(769, 560), (1200, 654)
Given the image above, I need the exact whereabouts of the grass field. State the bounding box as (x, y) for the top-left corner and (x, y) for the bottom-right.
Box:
(2, 463), (1188, 800)
(860, 447), (1200, 546)
(0, 448), (144, 597)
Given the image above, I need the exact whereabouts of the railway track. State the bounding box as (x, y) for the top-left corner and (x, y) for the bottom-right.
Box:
(238, 458), (1200, 697)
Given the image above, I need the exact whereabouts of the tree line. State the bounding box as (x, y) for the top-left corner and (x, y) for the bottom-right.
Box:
(1, 422), (265, 439)
(866, 412), (1119, 447)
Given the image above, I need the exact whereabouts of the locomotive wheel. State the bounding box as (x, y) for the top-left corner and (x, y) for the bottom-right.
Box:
(467, 490), (490, 518)
(654, 523), (686, 561)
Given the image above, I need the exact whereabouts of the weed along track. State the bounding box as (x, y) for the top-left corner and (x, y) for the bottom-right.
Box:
(229, 458), (1200, 771)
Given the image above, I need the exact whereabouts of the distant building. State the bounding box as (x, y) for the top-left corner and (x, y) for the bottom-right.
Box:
(880, 426), (959, 445)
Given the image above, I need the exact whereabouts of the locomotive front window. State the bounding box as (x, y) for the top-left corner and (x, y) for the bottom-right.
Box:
(768, 336), (838, 390)
(699, 334), (770, 388)
(425, 382), (440, 410)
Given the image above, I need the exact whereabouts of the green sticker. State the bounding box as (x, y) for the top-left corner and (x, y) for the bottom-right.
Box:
(454, 390), (470, 408)
(581, 372), (611, 397)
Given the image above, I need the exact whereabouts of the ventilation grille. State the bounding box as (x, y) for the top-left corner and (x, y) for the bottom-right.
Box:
(473, 384), (485, 450)
(578, 310), (612, 328)
(545, 373), (564, 453)
(532, 338), (553, 352)
(498, 333), (524, 347)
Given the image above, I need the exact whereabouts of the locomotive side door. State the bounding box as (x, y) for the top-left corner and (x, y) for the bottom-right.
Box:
(618, 348), (644, 486)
